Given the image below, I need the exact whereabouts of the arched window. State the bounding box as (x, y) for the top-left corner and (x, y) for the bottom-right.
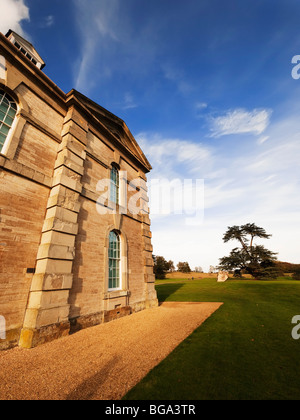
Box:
(108, 231), (121, 290)
(110, 165), (119, 205)
(0, 90), (17, 153)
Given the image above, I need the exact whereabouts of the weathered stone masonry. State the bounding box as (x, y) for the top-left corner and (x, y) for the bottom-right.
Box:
(0, 31), (157, 350)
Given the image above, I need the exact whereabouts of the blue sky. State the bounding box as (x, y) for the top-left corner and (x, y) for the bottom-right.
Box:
(1, 0), (300, 270)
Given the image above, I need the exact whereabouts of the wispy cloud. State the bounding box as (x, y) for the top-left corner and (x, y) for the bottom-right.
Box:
(162, 64), (194, 95)
(136, 133), (213, 179)
(257, 135), (269, 145)
(196, 102), (208, 110)
(122, 93), (138, 110)
(210, 108), (272, 138)
(72, 0), (120, 92)
(39, 15), (55, 29)
(0, 0), (30, 37)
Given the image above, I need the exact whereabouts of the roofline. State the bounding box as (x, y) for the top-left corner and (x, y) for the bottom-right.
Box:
(0, 32), (152, 173)
(67, 89), (152, 172)
(0, 32), (65, 102)
(5, 29), (45, 69)
(5, 30), (34, 48)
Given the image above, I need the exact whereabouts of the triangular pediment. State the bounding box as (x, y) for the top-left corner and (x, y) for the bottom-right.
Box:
(71, 90), (151, 172)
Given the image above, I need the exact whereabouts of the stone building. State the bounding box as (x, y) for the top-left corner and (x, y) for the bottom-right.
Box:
(0, 30), (157, 350)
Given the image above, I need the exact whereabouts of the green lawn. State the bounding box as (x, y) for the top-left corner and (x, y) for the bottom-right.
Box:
(123, 278), (300, 400)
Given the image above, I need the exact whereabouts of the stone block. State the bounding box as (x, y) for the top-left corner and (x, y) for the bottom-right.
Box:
(144, 257), (154, 267)
(55, 148), (85, 168)
(36, 305), (70, 328)
(22, 308), (39, 329)
(37, 243), (75, 260)
(52, 173), (82, 193)
(47, 193), (81, 213)
(58, 135), (87, 160)
(23, 305), (70, 329)
(144, 273), (155, 283)
(142, 228), (152, 238)
(46, 206), (78, 224)
(35, 258), (73, 275)
(61, 120), (88, 145)
(64, 106), (89, 132)
(30, 273), (73, 291)
(41, 231), (75, 247)
(144, 265), (154, 275)
(42, 217), (78, 235)
(27, 290), (70, 310)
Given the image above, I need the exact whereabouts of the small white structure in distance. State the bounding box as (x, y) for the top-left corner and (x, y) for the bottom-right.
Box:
(217, 271), (229, 282)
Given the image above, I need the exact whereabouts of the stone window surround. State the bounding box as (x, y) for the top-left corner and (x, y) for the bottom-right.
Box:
(0, 82), (28, 160)
(103, 224), (129, 301)
(108, 230), (121, 291)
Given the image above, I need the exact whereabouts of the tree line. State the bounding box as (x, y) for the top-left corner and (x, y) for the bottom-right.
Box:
(153, 256), (192, 279)
(153, 223), (300, 280)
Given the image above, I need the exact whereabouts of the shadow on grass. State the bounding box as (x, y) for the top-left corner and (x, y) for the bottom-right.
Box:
(155, 283), (184, 303)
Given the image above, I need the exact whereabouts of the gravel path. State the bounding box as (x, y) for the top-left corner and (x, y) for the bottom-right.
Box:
(0, 302), (222, 400)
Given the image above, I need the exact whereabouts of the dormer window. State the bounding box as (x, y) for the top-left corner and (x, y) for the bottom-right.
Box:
(6, 30), (45, 70)
(14, 41), (39, 67)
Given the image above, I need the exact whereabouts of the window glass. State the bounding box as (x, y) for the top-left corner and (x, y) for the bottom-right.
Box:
(108, 231), (120, 289)
(110, 166), (119, 204)
(0, 90), (17, 152)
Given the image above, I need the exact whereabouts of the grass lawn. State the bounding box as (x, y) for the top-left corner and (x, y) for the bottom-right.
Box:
(123, 278), (300, 400)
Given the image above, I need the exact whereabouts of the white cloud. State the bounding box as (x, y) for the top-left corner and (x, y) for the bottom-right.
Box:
(136, 133), (213, 179)
(137, 111), (300, 271)
(210, 108), (272, 138)
(0, 0), (29, 37)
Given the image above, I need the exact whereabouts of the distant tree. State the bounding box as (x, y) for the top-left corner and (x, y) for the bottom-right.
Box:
(274, 261), (300, 274)
(153, 255), (170, 279)
(292, 268), (300, 281)
(177, 262), (191, 273)
(218, 223), (279, 279)
(167, 260), (175, 272)
(195, 266), (203, 273)
(209, 265), (216, 273)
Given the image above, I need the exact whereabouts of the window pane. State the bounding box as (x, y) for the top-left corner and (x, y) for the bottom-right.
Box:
(0, 125), (9, 135)
(0, 90), (17, 153)
(108, 231), (120, 289)
(0, 133), (6, 147)
(0, 104), (9, 114)
(110, 167), (119, 204)
(0, 96), (9, 106)
(4, 116), (13, 127)
(8, 108), (17, 117)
